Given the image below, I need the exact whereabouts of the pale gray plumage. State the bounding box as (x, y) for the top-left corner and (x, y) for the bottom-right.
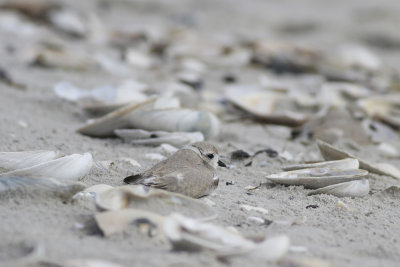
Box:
(124, 142), (220, 198)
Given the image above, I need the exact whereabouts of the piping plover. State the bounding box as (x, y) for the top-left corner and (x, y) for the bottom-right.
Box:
(124, 142), (226, 198)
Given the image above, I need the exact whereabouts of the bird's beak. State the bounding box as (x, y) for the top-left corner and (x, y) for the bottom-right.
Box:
(218, 160), (227, 167)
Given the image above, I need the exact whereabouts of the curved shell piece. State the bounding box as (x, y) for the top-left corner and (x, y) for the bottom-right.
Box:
(282, 158), (359, 171)
(225, 86), (308, 126)
(357, 94), (400, 128)
(163, 213), (290, 262)
(95, 185), (215, 219)
(317, 139), (400, 180)
(0, 176), (85, 200)
(77, 98), (220, 139)
(1, 153), (93, 180)
(266, 167), (368, 189)
(114, 129), (204, 147)
(308, 179), (369, 197)
(0, 150), (60, 171)
(95, 209), (164, 236)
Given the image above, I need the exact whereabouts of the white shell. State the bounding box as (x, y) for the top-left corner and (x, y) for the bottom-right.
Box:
(30, 47), (96, 70)
(54, 80), (149, 115)
(77, 98), (220, 139)
(266, 167), (368, 189)
(95, 209), (164, 236)
(308, 179), (370, 197)
(282, 158), (359, 171)
(0, 176), (85, 200)
(163, 213), (289, 262)
(95, 185), (215, 219)
(357, 94), (400, 128)
(114, 129), (204, 147)
(317, 140), (400, 180)
(0, 150), (60, 171)
(49, 9), (87, 36)
(1, 153), (93, 180)
(226, 86), (308, 126)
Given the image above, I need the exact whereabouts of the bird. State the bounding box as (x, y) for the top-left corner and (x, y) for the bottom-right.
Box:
(123, 141), (226, 198)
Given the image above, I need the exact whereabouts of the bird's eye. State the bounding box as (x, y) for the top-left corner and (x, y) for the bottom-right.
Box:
(207, 154), (214, 159)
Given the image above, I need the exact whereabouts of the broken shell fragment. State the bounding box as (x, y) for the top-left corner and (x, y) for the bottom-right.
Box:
(357, 94), (400, 128)
(225, 86), (308, 126)
(77, 98), (220, 139)
(308, 179), (369, 197)
(1, 153), (93, 180)
(0, 150), (60, 171)
(114, 129), (204, 147)
(317, 140), (400, 180)
(0, 176), (85, 200)
(266, 167), (367, 189)
(163, 213), (289, 262)
(49, 9), (87, 37)
(95, 185), (215, 219)
(54, 80), (149, 115)
(282, 158), (359, 171)
(94, 209), (164, 236)
(30, 46), (97, 70)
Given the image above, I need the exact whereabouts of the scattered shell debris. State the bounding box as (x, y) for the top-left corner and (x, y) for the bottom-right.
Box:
(1, 0), (400, 266)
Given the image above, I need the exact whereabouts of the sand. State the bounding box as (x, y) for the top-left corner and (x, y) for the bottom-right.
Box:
(0, 0), (400, 266)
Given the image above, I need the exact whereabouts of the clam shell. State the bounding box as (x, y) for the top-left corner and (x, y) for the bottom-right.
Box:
(114, 129), (204, 147)
(95, 185), (215, 219)
(317, 140), (400, 180)
(282, 158), (359, 171)
(95, 209), (164, 236)
(308, 179), (370, 197)
(266, 167), (368, 189)
(357, 94), (400, 128)
(78, 98), (220, 139)
(1, 153), (93, 180)
(0, 176), (85, 200)
(163, 213), (290, 261)
(31, 47), (96, 70)
(0, 150), (60, 171)
(225, 86), (308, 126)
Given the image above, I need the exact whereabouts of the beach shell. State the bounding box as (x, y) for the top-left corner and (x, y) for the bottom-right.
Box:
(77, 98), (220, 139)
(266, 167), (367, 189)
(0, 176), (85, 200)
(1, 153), (93, 180)
(95, 209), (164, 236)
(114, 129), (204, 147)
(225, 86), (308, 126)
(282, 158), (359, 171)
(0, 150), (60, 171)
(308, 179), (369, 197)
(125, 48), (154, 69)
(357, 94), (400, 128)
(54, 80), (149, 115)
(317, 140), (400, 180)
(30, 46), (96, 70)
(362, 119), (399, 143)
(163, 213), (289, 261)
(49, 9), (86, 37)
(95, 185), (215, 219)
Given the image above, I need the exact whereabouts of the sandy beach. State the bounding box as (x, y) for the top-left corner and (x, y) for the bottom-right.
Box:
(0, 0), (400, 266)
